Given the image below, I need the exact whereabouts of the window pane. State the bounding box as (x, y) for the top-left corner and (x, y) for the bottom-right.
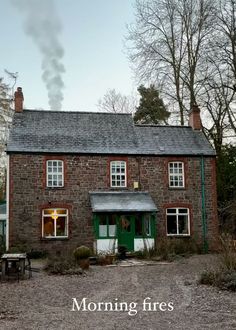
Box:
(44, 209), (52, 215)
(143, 214), (151, 236)
(110, 161), (126, 187)
(178, 208), (188, 214)
(99, 225), (107, 237)
(56, 209), (67, 215)
(43, 209), (68, 238)
(178, 215), (189, 234)
(167, 215), (177, 234)
(107, 214), (116, 236)
(99, 215), (107, 237)
(43, 218), (55, 237)
(169, 162), (184, 188)
(108, 225), (116, 236)
(167, 209), (176, 214)
(135, 214), (142, 236)
(56, 217), (67, 236)
(47, 160), (64, 187)
(120, 215), (131, 232)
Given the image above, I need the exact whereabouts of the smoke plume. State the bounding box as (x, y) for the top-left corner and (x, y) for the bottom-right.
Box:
(12, 0), (65, 110)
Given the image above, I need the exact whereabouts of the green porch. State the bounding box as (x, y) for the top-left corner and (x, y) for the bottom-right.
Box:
(90, 192), (157, 252)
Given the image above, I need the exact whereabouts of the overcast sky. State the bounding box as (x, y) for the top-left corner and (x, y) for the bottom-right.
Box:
(1, 0), (137, 111)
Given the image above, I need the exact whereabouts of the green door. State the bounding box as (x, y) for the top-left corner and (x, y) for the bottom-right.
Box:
(117, 215), (134, 251)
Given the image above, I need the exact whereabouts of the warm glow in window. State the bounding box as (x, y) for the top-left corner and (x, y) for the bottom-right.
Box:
(42, 208), (68, 238)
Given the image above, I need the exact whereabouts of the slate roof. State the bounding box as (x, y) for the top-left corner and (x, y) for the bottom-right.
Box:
(7, 110), (215, 156)
(90, 192), (158, 212)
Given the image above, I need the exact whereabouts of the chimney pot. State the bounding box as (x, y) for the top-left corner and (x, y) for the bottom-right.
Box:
(14, 86), (24, 112)
(189, 104), (202, 130)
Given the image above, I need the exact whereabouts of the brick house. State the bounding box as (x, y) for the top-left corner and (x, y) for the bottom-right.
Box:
(5, 87), (218, 253)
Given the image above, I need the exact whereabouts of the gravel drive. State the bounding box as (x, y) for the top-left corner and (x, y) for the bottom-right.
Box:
(0, 254), (235, 330)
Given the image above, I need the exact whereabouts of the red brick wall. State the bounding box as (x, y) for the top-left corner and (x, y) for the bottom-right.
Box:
(8, 154), (219, 252)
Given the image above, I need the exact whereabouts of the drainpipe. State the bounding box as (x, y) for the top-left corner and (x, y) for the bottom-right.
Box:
(200, 156), (208, 253)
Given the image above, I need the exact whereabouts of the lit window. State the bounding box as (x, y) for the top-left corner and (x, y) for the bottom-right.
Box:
(166, 208), (190, 236)
(47, 160), (64, 187)
(110, 161), (127, 187)
(42, 208), (68, 238)
(168, 162), (184, 188)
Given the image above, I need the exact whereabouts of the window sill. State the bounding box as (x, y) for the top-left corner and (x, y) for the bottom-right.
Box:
(166, 234), (190, 237)
(41, 237), (69, 241)
(168, 187), (186, 190)
(45, 187), (65, 190)
(97, 237), (116, 239)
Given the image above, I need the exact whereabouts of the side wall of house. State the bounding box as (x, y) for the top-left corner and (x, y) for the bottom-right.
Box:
(8, 154), (219, 252)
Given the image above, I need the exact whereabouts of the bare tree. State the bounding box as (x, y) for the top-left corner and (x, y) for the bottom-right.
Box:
(201, 69), (233, 154)
(97, 89), (137, 113)
(127, 0), (216, 125)
(213, 0), (236, 134)
(0, 71), (17, 197)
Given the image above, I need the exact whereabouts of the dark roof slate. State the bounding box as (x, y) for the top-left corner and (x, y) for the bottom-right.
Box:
(135, 125), (215, 155)
(7, 110), (215, 156)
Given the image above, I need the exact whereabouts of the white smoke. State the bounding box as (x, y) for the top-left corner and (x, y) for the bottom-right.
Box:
(12, 0), (65, 110)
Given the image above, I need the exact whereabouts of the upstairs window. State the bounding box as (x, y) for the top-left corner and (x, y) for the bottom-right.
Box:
(110, 160), (127, 188)
(168, 162), (184, 188)
(166, 208), (190, 236)
(42, 208), (68, 238)
(47, 160), (64, 187)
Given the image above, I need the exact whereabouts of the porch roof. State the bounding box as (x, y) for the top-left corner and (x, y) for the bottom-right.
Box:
(89, 192), (158, 212)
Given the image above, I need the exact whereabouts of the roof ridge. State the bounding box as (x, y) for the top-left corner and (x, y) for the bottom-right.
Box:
(22, 109), (132, 116)
(135, 124), (190, 128)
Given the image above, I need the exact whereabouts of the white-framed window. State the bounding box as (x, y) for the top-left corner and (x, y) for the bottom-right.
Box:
(47, 160), (64, 187)
(42, 208), (68, 238)
(166, 208), (190, 236)
(110, 160), (127, 187)
(168, 162), (184, 188)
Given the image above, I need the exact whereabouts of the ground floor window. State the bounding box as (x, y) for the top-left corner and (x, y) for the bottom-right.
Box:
(42, 208), (68, 238)
(134, 214), (151, 237)
(166, 208), (190, 236)
(98, 214), (117, 238)
(94, 213), (155, 239)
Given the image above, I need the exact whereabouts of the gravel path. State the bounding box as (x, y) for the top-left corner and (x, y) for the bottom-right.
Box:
(0, 254), (235, 330)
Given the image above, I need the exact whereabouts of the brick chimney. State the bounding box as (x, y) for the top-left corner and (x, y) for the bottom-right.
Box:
(189, 104), (202, 130)
(14, 87), (24, 112)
